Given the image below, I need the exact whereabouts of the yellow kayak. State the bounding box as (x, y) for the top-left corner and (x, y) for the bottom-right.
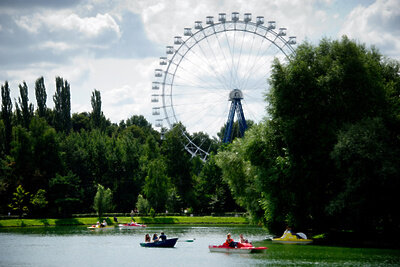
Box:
(272, 233), (313, 244)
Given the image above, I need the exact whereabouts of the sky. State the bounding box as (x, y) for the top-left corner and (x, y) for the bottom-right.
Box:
(0, 0), (399, 137)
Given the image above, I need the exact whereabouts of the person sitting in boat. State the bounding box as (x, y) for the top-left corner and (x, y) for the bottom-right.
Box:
(101, 220), (107, 227)
(152, 233), (159, 242)
(129, 219), (136, 226)
(224, 233), (237, 248)
(281, 226), (292, 238)
(239, 234), (250, 244)
(159, 232), (167, 241)
(145, 234), (151, 243)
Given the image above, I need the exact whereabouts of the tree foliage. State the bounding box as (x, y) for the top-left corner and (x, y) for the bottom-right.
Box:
(35, 77), (47, 118)
(216, 37), (400, 235)
(8, 185), (30, 218)
(1, 81), (13, 154)
(93, 184), (113, 218)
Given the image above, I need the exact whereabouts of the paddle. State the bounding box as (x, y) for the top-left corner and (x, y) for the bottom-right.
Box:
(177, 238), (196, 242)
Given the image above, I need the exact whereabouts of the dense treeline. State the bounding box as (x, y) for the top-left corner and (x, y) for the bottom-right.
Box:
(216, 37), (400, 235)
(1, 37), (399, 238)
(0, 77), (239, 217)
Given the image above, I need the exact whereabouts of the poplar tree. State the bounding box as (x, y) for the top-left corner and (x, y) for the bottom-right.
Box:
(53, 77), (71, 132)
(35, 77), (47, 118)
(17, 82), (34, 129)
(91, 89), (102, 129)
(1, 81), (13, 154)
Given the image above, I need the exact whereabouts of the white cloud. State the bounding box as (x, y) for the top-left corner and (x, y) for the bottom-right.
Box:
(59, 13), (121, 38)
(40, 41), (74, 52)
(339, 0), (400, 59)
(15, 11), (121, 40)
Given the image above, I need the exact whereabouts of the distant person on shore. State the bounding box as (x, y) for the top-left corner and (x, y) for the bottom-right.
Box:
(145, 234), (151, 243)
(113, 216), (118, 223)
(159, 232), (167, 241)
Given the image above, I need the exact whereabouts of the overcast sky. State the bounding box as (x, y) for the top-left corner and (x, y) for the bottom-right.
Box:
(1, 0), (399, 134)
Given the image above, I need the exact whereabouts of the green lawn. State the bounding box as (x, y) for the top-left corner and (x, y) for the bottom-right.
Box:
(0, 216), (249, 227)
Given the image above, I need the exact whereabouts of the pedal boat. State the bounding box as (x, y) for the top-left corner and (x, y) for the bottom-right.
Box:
(209, 243), (267, 254)
(118, 222), (147, 229)
(272, 233), (313, 244)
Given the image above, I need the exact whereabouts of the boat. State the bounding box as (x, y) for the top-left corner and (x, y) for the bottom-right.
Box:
(118, 222), (147, 229)
(272, 232), (313, 244)
(87, 225), (114, 230)
(140, 238), (178, 248)
(208, 243), (268, 254)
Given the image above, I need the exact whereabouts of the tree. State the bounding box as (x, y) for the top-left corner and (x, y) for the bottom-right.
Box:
(71, 112), (91, 132)
(194, 154), (236, 213)
(90, 89), (103, 130)
(143, 159), (170, 212)
(136, 194), (150, 214)
(93, 184), (113, 218)
(216, 36), (400, 235)
(1, 81), (13, 154)
(329, 118), (400, 234)
(161, 125), (194, 208)
(49, 173), (82, 216)
(16, 82), (34, 129)
(53, 77), (71, 132)
(264, 37), (391, 231)
(30, 189), (48, 216)
(8, 185), (30, 218)
(35, 77), (47, 118)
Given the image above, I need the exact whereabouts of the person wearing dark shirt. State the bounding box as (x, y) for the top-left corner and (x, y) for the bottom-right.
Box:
(159, 232), (167, 241)
(152, 233), (159, 242)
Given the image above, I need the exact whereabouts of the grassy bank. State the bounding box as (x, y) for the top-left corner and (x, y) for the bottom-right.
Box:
(0, 216), (249, 227)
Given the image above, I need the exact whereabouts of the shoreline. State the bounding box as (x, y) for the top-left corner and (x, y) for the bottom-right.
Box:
(0, 216), (249, 227)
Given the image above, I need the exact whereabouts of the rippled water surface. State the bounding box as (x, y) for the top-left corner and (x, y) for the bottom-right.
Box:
(0, 225), (399, 266)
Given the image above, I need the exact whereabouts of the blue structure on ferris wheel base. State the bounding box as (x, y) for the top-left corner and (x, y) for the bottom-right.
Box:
(223, 89), (248, 143)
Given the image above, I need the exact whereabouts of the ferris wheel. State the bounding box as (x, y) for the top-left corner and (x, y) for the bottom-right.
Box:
(151, 12), (297, 161)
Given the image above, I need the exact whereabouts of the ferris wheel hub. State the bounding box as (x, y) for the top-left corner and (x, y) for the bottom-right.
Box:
(229, 89), (243, 101)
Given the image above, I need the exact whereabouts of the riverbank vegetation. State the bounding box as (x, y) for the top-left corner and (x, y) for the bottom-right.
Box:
(1, 37), (399, 242)
(0, 216), (248, 227)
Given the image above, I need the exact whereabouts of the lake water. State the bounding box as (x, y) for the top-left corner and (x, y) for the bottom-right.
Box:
(0, 225), (399, 266)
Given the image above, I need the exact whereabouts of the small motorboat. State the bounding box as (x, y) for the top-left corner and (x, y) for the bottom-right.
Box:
(272, 232), (313, 244)
(140, 238), (178, 248)
(118, 223), (147, 229)
(209, 243), (268, 254)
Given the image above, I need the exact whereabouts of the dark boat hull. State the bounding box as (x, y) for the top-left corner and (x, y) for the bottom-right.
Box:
(140, 238), (178, 248)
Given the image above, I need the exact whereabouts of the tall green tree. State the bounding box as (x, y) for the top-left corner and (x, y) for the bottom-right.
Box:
(1, 81), (13, 154)
(90, 89), (103, 130)
(16, 82), (34, 129)
(161, 125), (194, 208)
(143, 159), (170, 212)
(93, 183), (113, 218)
(35, 77), (47, 118)
(49, 173), (82, 216)
(53, 77), (71, 132)
(9, 185), (30, 218)
(217, 37), (400, 235)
